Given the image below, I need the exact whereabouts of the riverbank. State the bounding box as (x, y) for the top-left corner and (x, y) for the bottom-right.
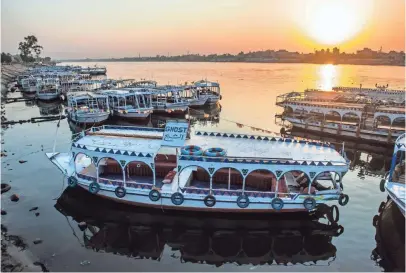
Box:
(1, 64), (27, 85)
(59, 59), (405, 67)
(1, 63), (47, 272)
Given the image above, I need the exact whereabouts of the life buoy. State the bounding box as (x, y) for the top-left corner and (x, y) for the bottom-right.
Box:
(149, 189), (161, 202)
(89, 182), (100, 194)
(171, 192), (184, 205)
(115, 186), (126, 198)
(204, 195), (216, 207)
(68, 176), (78, 187)
(271, 197), (284, 210)
(379, 179), (386, 192)
(303, 197), (316, 211)
(237, 194), (250, 208)
(338, 194), (349, 206)
(181, 145), (203, 156)
(204, 147), (226, 157)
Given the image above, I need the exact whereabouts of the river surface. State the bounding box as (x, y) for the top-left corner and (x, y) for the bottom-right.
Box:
(1, 62), (405, 271)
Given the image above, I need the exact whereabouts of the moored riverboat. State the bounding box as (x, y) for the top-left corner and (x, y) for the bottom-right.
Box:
(36, 78), (61, 101)
(194, 80), (221, 105)
(276, 95), (405, 145)
(67, 92), (110, 125)
(46, 121), (350, 213)
(99, 89), (154, 120)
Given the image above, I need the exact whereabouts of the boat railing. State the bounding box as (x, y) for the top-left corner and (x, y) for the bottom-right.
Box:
(182, 186), (296, 198)
(178, 154), (346, 165)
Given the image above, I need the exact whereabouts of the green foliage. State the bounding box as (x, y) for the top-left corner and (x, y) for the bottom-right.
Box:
(18, 35), (43, 62)
(1, 52), (12, 64)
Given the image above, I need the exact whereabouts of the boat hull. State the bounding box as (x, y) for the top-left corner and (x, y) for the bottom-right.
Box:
(68, 112), (110, 124)
(285, 117), (401, 145)
(113, 110), (151, 120)
(68, 178), (339, 213)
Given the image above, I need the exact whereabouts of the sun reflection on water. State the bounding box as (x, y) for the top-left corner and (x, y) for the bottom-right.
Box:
(317, 64), (338, 91)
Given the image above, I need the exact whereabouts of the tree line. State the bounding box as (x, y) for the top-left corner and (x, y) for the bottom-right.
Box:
(1, 35), (51, 64)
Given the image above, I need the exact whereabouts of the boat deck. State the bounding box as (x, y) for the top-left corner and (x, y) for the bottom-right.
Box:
(75, 128), (346, 163)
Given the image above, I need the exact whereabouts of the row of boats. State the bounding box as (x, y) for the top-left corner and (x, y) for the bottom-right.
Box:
(12, 64), (403, 217)
(15, 65), (221, 124)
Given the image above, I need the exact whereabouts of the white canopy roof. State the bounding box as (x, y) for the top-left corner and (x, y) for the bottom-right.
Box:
(73, 127), (345, 163)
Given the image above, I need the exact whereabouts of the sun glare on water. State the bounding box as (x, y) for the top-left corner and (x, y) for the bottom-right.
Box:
(300, 0), (372, 45)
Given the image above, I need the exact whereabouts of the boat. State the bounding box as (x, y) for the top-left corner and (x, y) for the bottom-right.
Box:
(55, 186), (343, 266)
(36, 78), (61, 101)
(67, 92), (110, 125)
(21, 77), (40, 94)
(379, 134), (405, 216)
(46, 120), (350, 213)
(194, 80), (221, 105)
(150, 88), (189, 115)
(130, 80), (157, 88)
(276, 94), (405, 145)
(180, 86), (208, 107)
(80, 66), (107, 75)
(99, 89), (154, 120)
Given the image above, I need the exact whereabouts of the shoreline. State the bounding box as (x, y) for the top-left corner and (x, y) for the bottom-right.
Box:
(1, 63), (46, 272)
(59, 60), (405, 67)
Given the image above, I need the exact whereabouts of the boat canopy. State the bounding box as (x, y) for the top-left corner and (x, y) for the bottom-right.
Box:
(71, 126), (346, 164)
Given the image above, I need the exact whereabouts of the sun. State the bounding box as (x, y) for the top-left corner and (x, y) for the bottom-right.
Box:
(299, 0), (372, 45)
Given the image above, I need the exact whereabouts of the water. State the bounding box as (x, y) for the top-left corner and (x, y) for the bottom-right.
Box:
(1, 62), (404, 271)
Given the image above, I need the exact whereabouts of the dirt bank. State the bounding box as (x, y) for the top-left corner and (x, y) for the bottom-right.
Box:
(1, 226), (46, 272)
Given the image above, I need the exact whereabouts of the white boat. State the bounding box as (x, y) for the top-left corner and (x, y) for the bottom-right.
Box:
(46, 121), (350, 213)
(150, 89), (189, 114)
(194, 80), (221, 105)
(36, 78), (61, 101)
(130, 80), (157, 88)
(21, 77), (40, 93)
(380, 133), (405, 216)
(276, 96), (405, 145)
(80, 66), (107, 75)
(99, 89), (154, 120)
(181, 86), (208, 107)
(67, 92), (110, 125)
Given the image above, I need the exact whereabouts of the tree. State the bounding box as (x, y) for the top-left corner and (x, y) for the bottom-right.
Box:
(1, 53), (13, 64)
(18, 35), (43, 62)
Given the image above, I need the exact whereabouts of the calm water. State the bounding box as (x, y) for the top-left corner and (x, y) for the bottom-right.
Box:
(1, 62), (404, 271)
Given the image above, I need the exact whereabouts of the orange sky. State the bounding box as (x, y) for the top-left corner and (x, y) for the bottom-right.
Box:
(1, 0), (405, 59)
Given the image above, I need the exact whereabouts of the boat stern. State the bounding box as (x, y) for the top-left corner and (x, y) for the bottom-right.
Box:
(46, 152), (74, 176)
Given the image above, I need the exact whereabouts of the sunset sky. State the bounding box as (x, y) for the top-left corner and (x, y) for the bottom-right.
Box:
(1, 0), (405, 59)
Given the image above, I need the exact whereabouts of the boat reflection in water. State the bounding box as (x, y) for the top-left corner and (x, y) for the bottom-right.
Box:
(36, 100), (64, 116)
(371, 199), (405, 272)
(55, 187), (344, 267)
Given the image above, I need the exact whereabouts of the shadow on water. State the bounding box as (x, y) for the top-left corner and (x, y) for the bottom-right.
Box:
(54, 186), (344, 267)
(371, 199), (405, 272)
